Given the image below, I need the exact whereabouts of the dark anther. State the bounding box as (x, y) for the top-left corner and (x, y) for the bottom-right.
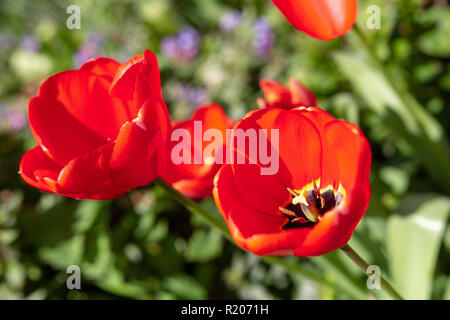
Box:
(319, 189), (336, 214)
(279, 183), (344, 230)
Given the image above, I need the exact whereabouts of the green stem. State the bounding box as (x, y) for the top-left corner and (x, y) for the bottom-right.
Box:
(156, 178), (230, 238)
(155, 178), (341, 288)
(155, 178), (403, 299)
(341, 244), (404, 300)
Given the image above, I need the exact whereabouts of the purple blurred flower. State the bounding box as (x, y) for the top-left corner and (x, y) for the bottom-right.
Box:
(0, 105), (26, 133)
(73, 32), (103, 68)
(219, 11), (244, 32)
(187, 87), (207, 109)
(6, 109), (26, 132)
(0, 31), (17, 50)
(253, 18), (275, 57)
(167, 82), (207, 110)
(161, 26), (200, 63)
(21, 34), (40, 52)
(161, 37), (178, 57)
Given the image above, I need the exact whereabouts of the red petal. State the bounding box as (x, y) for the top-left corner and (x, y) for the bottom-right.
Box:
(20, 146), (62, 194)
(294, 187), (370, 256)
(260, 79), (293, 109)
(171, 176), (216, 200)
(110, 98), (170, 188)
(54, 143), (128, 200)
(109, 53), (145, 102)
(232, 163), (289, 216)
(162, 104), (232, 199)
(269, 110), (322, 189)
(110, 51), (162, 114)
(289, 78), (317, 107)
(213, 165), (310, 256)
(133, 50), (163, 109)
(271, 0), (357, 40)
(28, 95), (107, 165)
(230, 108), (322, 189)
(33, 67), (134, 159)
(323, 120), (372, 190)
(57, 143), (113, 193)
(80, 57), (120, 80)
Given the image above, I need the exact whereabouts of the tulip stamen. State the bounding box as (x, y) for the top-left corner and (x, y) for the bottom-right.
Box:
(286, 187), (299, 197)
(281, 180), (344, 229)
(278, 206), (297, 218)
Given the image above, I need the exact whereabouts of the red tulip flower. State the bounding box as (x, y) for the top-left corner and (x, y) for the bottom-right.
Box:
(271, 0), (358, 40)
(258, 78), (317, 109)
(213, 107), (371, 256)
(163, 104), (233, 199)
(20, 50), (171, 200)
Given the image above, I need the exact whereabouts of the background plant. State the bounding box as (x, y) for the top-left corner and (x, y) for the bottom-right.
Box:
(0, 0), (449, 300)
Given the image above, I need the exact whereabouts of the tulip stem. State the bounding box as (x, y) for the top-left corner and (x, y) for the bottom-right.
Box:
(155, 178), (358, 296)
(340, 244), (404, 300)
(155, 178), (231, 238)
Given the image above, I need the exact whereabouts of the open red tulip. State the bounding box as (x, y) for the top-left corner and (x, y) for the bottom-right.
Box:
(271, 0), (358, 40)
(258, 78), (317, 109)
(213, 106), (371, 256)
(20, 50), (171, 200)
(163, 104), (233, 199)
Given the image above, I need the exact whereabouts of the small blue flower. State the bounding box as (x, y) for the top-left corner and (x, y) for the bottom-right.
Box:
(252, 18), (275, 57)
(219, 11), (244, 32)
(21, 34), (40, 52)
(73, 32), (104, 68)
(160, 26), (200, 62)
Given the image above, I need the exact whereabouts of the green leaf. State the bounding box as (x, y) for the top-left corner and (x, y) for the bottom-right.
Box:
(333, 51), (450, 192)
(38, 235), (84, 270)
(444, 279), (450, 300)
(163, 274), (207, 299)
(73, 200), (105, 234)
(95, 266), (152, 300)
(82, 229), (113, 280)
(333, 52), (419, 134)
(184, 229), (223, 262)
(387, 194), (450, 299)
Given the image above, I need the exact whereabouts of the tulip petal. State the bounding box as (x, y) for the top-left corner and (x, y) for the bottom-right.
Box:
(163, 104), (232, 199)
(171, 176), (216, 200)
(294, 187), (370, 256)
(272, 0), (357, 40)
(57, 143), (113, 193)
(20, 146), (62, 194)
(232, 108), (322, 189)
(288, 78), (317, 107)
(260, 79), (293, 109)
(109, 54), (145, 102)
(28, 95), (108, 165)
(232, 163), (289, 216)
(134, 50), (163, 109)
(214, 165), (310, 256)
(110, 98), (170, 188)
(41, 70), (131, 138)
(110, 51), (162, 113)
(80, 57), (120, 79)
(323, 120), (372, 190)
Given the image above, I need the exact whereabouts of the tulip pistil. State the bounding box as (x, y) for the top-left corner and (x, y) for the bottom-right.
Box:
(280, 179), (343, 229)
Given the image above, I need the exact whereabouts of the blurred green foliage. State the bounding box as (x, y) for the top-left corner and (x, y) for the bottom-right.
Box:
(0, 0), (449, 300)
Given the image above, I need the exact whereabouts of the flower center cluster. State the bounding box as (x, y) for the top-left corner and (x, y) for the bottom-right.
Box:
(279, 180), (343, 229)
